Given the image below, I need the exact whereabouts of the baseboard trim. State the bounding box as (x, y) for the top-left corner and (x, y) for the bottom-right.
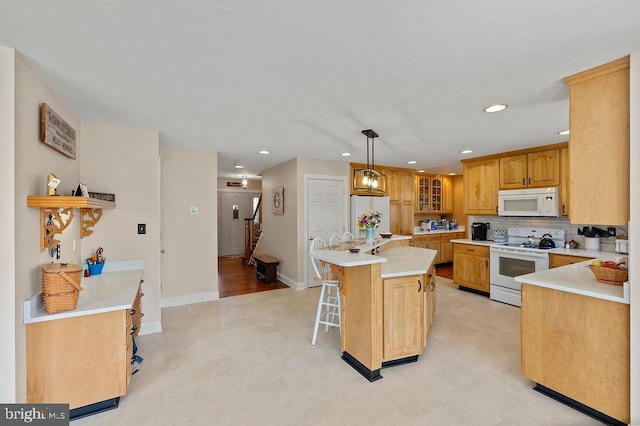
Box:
(161, 291), (219, 308)
(277, 273), (306, 290)
(139, 320), (162, 335)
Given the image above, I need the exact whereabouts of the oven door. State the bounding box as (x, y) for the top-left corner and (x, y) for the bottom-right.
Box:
(490, 247), (549, 291)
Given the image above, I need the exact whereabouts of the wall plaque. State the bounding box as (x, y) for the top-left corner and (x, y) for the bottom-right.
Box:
(40, 103), (76, 159)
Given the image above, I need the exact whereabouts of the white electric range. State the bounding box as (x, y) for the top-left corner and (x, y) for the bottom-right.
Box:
(489, 227), (565, 307)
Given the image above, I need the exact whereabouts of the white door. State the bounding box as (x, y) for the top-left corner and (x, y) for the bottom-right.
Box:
(219, 191), (253, 256)
(306, 176), (347, 287)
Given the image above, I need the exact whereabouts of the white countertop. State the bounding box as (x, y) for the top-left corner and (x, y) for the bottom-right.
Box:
(413, 226), (465, 236)
(24, 260), (144, 324)
(450, 238), (496, 247)
(451, 239), (627, 260)
(310, 236), (435, 278)
(515, 261), (629, 304)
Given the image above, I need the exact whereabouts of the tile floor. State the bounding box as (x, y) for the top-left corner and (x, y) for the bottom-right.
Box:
(75, 278), (601, 425)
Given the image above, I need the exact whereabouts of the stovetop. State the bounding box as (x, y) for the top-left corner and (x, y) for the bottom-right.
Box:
(492, 227), (566, 252)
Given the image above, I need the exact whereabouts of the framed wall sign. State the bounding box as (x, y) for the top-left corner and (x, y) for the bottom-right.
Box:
(40, 103), (77, 159)
(272, 187), (284, 215)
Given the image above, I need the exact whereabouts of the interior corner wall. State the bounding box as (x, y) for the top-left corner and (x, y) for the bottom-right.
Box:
(452, 175), (465, 236)
(14, 52), (82, 403)
(259, 158), (298, 283)
(159, 146), (218, 303)
(0, 46), (16, 403)
(628, 50), (639, 426)
(81, 122), (162, 333)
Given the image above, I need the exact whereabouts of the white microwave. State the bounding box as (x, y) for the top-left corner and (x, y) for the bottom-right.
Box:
(498, 187), (559, 217)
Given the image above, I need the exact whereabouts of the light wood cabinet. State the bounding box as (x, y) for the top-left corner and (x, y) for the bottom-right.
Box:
(415, 175), (430, 212)
(548, 253), (595, 268)
(414, 175), (453, 214)
(27, 285), (142, 411)
(559, 147), (570, 216)
(412, 231), (464, 264)
(564, 56), (630, 226)
(441, 232), (464, 263)
(462, 159), (499, 215)
(388, 168), (415, 235)
(383, 275), (423, 362)
(453, 243), (490, 293)
(442, 177), (454, 213)
(499, 150), (560, 189)
(424, 266), (436, 345)
(521, 284), (630, 424)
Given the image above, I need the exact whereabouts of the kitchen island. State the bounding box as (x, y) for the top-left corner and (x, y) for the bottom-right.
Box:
(515, 261), (630, 425)
(310, 237), (437, 381)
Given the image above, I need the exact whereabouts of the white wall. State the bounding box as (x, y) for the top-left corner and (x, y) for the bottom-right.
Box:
(0, 46), (16, 403)
(160, 146), (218, 306)
(14, 52), (82, 402)
(81, 122), (162, 333)
(629, 50), (639, 426)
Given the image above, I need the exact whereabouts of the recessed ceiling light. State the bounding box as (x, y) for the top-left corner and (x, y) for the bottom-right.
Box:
(448, 172), (456, 176)
(558, 130), (570, 135)
(341, 152), (351, 157)
(407, 160), (417, 165)
(483, 104), (508, 113)
(258, 150), (270, 155)
(460, 149), (474, 154)
(417, 169), (425, 173)
(234, 162), (244, 169)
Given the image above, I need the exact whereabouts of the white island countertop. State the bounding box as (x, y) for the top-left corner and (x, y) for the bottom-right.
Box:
(310, 236), (436, 279)
(515, 261), (629, 304)
(24, 259), (144, 324)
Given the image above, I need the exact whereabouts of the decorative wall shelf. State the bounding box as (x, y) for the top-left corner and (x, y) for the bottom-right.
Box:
(27, 196), (116, 252)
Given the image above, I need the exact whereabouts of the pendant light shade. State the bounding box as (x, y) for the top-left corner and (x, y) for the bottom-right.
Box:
(353, 129), (385, 193)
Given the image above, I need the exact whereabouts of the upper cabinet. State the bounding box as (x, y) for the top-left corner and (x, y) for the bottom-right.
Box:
(387, 168), (415, 235)
(559, 147), (570, 217)
(414, 175), (453, 214)
(463, 159), (499, 215)
(564, 56), (630, 226)
(499, 149), (560, 190)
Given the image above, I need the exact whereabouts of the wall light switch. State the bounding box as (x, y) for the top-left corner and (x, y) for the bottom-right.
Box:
(190, 206), (199, 214)
(138, 224), (146, 234)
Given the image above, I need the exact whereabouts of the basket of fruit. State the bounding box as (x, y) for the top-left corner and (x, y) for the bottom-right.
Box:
(588, 258), (628, 285)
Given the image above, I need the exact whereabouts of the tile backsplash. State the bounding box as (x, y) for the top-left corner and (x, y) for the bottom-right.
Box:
(465, 216), (628, 253)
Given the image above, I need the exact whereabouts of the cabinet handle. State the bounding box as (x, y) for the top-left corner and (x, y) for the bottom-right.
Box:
(141, 292), (145, 297)
(140, 279), (144, 284)
(562, 204), (566, 214)
(466, 248), (475, 252)
(418, 280), (422, 292)
(528, 177), (532, 185)
(486, 260), (489, 267)
(496, 206), (498, 213)
(522, 178), (526, 186)
(130, 309), (136, 315)
(140, 313), (144, 318)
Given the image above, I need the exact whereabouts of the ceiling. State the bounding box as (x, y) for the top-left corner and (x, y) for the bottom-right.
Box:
(2, 1), (640, 180)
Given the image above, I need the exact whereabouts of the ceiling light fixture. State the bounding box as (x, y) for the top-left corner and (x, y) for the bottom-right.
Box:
(241, 177), (248, 189)
(460, 149), (474, 154)
(407, 160), (417, 165)
(234, 162), (244, 169)
(341, 152), (351, 157)
(448, 172), (456, 176)
(353, 129), (385, 194)
(483, 104), (508, 113)
(258, 150), (269, 155)
(558, 130), (570, 135)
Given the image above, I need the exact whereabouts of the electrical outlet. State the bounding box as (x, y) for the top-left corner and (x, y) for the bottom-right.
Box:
(138, 224), (146, 234)
(607, 227), (616, 237)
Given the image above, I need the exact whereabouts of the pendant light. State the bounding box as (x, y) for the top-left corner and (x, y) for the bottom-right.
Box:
(353, 129), (385, 193)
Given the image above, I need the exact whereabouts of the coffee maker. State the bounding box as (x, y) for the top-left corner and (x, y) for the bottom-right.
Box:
(471, 222), (488, 241)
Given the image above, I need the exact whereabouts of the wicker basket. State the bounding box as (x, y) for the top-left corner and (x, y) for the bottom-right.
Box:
(41, 263), (84, 314)
(589, 265), (628, 285)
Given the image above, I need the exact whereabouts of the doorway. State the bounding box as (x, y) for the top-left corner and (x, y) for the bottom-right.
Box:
(218, 191), (257, 256)
(305, 175), (349, 288)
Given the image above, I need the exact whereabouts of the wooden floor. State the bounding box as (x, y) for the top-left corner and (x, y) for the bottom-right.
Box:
(218, 256), (288, 298)
(218, 257), (454, 298)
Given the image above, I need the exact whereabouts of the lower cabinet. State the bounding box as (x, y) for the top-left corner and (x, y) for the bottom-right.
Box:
(412, 232), (465, 264)
(453, 243), (490, 292)
(548, 253), (595, 268)
(383, 275), (423, 361)
(424, 265), (436, 345)
(27, 286), (142, 411)
(521, 284), (630, 424)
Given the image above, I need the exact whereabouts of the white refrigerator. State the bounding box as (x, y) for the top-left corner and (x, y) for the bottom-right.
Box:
(350, 195), (391, 236)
